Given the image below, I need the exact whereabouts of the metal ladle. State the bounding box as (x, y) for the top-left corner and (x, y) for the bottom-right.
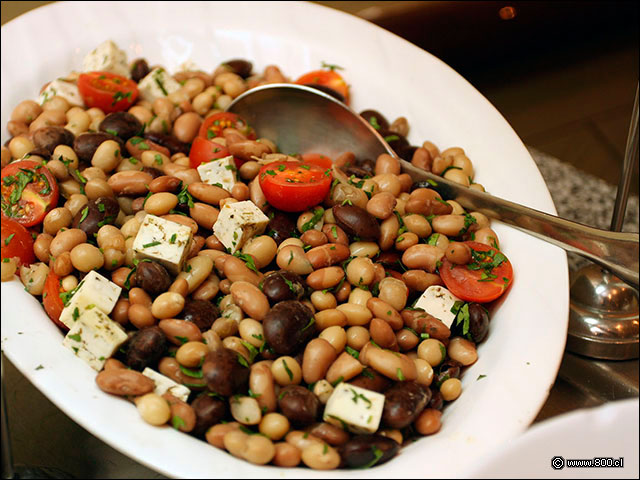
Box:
(227, 83), (639, 289)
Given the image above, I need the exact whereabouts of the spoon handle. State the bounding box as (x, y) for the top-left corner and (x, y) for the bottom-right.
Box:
(399, 159), (639, 288)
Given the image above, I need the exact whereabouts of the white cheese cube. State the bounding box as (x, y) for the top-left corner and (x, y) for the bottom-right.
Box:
(82, 40), (130, 78)
(414, 285), (463, 328)
(323, 383), (385, 434)
(137, 67), (181, 103)
(59, 270), (122, 329)
(62, 307), (128, 371)
(213, 200), (269, 254)
(196, 155), (238, 192)
(132, 214), (193, 275)
(142, 368), (191, 403)
(38, 79), (84, 107)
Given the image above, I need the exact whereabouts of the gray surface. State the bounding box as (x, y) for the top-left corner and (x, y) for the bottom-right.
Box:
(2, 148), (638, 479)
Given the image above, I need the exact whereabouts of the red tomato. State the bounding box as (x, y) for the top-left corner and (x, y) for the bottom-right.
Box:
(189, 137), (234, 169)
(77, 71), (139, 113)
(440, 241), (514, 303)
(301, 153), (333, 170)
(295, 69), (350, 104)
(43, 270), (68, 331)
(1, 159), (59, 227)
(198, 112), (255, 140)
(258, 160), (332, 212)
(1, 217), (35, 267)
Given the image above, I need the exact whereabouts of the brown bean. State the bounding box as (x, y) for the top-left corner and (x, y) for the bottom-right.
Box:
(228, 139), (271, 161)
(369, 318), (398, 350)
(33, 233), (53, 263)
(144, 192), (178, 216)
(276, 245), (314, 275)
(107, 171), (153, 195)
(366, 298), (403, 330)
(306, 267), (344, 291)
(305, 243), (350, 269)
(406, 188), (452, 216)
(332, 204), (380, 241)
(188, 202), (220, 230)
(52, 252), (73, 277)
(366, 192), (396, 220)
(162, 393), (197, 433)
(396, 328), (420, 351)
(402, 270), (443, 291)
(173, 112), (202, 143)
(128, 304), (156, 329)
(302, 338), (337, 384)
(95, 369), (155, 396)
(223, 255), (261, 285)
(325, 351), (363, 384)
(445, 241), (472, 265)
(365, 346), (417, 381)
(321, 223), (349, 245)
(273, 442), (302, 467)
(402, 244), (444, 272)
(188, 182), (231, 205)
(414, 408), (442, 435)
(148, 175), (182, 193)
(159, 319), (203, 345)
(300, 229), (328, 248)
(375, 153), (400, 175)
(49, 228), (86, 257)
(230, 281), (270, 321)
(402, 310), (451, 341)
(206, 422), (241, 448)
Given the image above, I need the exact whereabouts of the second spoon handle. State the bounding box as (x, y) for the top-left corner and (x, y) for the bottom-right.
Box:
(398, 159), (639, 289)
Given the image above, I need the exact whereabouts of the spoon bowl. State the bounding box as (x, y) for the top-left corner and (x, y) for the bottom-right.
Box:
(227, 83), (639, 288)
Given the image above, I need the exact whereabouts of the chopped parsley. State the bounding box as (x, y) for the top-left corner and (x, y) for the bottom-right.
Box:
(4, 233), (15, 246)
(281, 359), (294, 381)
(142, 241), (161, 248)
(68, 333), (82, 342)
(301, 207), (325, 232)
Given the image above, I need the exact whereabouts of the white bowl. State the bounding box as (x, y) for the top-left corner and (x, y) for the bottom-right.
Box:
(1, 1), (569, 478)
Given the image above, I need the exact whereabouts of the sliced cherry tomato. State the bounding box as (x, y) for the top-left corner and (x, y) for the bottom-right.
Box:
(189, 137), (234, 169)
(440, 241), (514, 303)
(43, 270), (68, 331)
(198, 112), (256, 141)
(1, 159), (59, 227)
(295, 69), (350, 104)
(258, 160), (332, 212)
(1, 217), (35, 267)
(301, 153), (333, 170)
(77, 71), (139, 113)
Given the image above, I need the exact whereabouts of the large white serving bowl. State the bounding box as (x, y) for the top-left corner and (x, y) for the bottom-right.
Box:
(1, 1), (569, 478)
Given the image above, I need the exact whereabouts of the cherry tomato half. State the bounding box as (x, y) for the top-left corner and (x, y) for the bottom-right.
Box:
(296, 69), (350, 105)
(189, 137), (234, 169)
(258, 161), (332, 212)
(198, 112), (256, 141)
(1, 159), (59, 227)
(301, 153), (333, 170)
(77, 71), (139, 113)
(1, 217), (35, 267)
(440, 241), (514, 303)
(43, 270), (68, 331)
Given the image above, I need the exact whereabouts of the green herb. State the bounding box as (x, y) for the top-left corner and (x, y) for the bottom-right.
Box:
(458, 213), (477, 236)
(441, 165), (462, 176)
(361, 368), (375, 379)
(384, 135), (399, 143)
(59, 280), (84, 306)
(2, 258), (10, 263)
(301, 207), (324, 232)
(427, 233), (441, 246)
(154, 74), (168, 96)
(75, 169), (87, 184)
(35, 364), (44, 370)
(111, 90), (132, 106)
(265, 170), (276, 176)
(142, 241), (161, 248)
(439, 344), (446, 363)
(128, 157), (138, 164)
(477, 374), (487, 381)
(179, 365), (203, 378)
(4, 233), (15, 246)
(323, 443), (329, 455)
(345, 346), (359, 359)
(327, 414), (348, 431)
(171, 415), (186, 430)
(169, 233), (177, 244)
(78, 206), (89, 224)
(72, 347), (79, 354)
(234, 251), (259, 274)
(282, 359), (294, 381)
(287, 250), (294, 265)
(350, 388), (372, 408)
(277, 164), (286, 172)
(396, 368), (406, 381)
(154, 154), (163, 165)
(321, 61), (344, 71)
(177, 183), (195, 208)
(105, 128), (119, 136)
(368, 116), (381, 130)
(237, 354), (249, 368)
(68, 333), (82, 342)
(174, 335), (189, 344)
(240, 340), (259, 362)
(359, 445), (384, 469)
(341, 198), (353, 206)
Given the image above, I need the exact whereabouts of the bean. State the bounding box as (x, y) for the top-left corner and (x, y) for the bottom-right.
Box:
(52, 252), (73, 276)
(175, 341), (209, 368)
(276, 245), (313, 275)
(249, 362), (277, 414)
(285, 430), (324, 451)
(403, 310), (451, 342)
(473, 227), (500, 248)
(128, 304), (156, 329)
(369, 318), (398, 350)
(30, 109), (66, 132)
(345, 257), (375, 287)
(259, 413), (290, 441)
(417, 339), (446, 366)
(187, 182), (230, 205)
(160, 214), (198, 235)
(306, 266), (344, 290)
(33, 233), (53, 263)
(447, 337), (478, 366)
(445, 242), (471, 265)
(70, 243), (104, 272)
(230, 396), (263, 425)
(396, 328), (420, 351)
(414, 408), (441, 435)
(223, 255), (261, 285)
(230, 281), (270, 321)
(302, 338), (337, 384)
(366, 192), (396, 220)
(142, 192), (177, 216)
(402, 270), (443, 292)
(345, 326), (369, 351)
(316, 326), (346, 354)
(228, 431), (275, 465)
(366, 298), (403, 330)
(95, 369), (155, 396)
(334, 281), (351, 303)
(325, 351), (363, 385)
(314, 309), (347, 331)
(271, 356), (302, 386)
(173, 112), (202, 143)
(8, 136), (34, 159)
(401, 244), (444, 273)
(149, 175), (181, 194)
(403, 214), (432, 238)
(151, 292), (185, 319)
(206, 422), (241, 449)
(378, 277), (408, 311)
(305, 243), (350, 269)
(444, 167), (470, 186)
(228, 140), (271, 161)
(134, 393), (171, 426)
(310, 290), (337, 311)
(241, 235), (277, 269)
(374, 153), (401, 175)
(162, 394), (197, 433)
(107, 170), (153, 195)
(1, 258), (18, 282)
(11, 100), (42, 124)
(301, 442), (340, 470)
(348, 241), (380, 259)
(365, 346), (417, 381)
(332, 204), (380, 240)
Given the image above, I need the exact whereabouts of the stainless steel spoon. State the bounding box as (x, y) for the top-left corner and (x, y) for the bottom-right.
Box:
(227, 83), (639, 288)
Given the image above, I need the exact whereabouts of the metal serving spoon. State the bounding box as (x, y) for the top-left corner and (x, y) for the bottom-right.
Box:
(227, 83), (639, 288)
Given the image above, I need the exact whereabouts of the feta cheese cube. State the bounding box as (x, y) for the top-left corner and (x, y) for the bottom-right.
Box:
(62, 307), (128, 371)
(59, 271), (122, 329)
(132, 214), (193, 275)
(38, 79), (84, 107)
(82, 40), (130, 78)
(196, 155), (238, 192)
(323, 383), (385, 434)
(142, 368), (191, 403)
(137, 67), (181, 103)
(213, 200), (269, 254)
(414, 285), (462, 328)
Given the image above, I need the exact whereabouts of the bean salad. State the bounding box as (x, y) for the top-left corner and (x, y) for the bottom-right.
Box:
(1, 40), (514, 470)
